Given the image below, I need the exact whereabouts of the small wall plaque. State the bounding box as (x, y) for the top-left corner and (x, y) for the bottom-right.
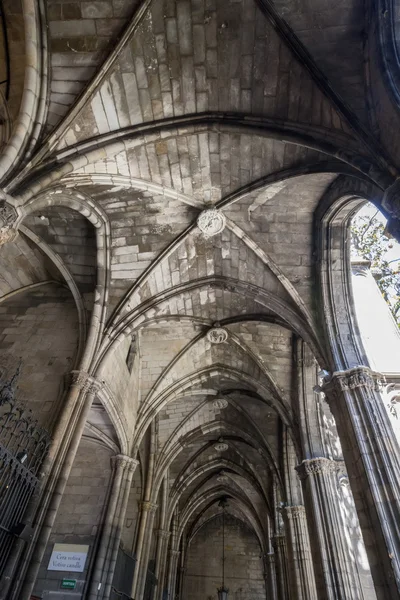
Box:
(48, 543), (89, 573)
(61, 579), (76, 590)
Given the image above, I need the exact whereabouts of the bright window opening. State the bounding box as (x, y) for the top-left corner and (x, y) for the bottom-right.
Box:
(350, 202), (400, 375)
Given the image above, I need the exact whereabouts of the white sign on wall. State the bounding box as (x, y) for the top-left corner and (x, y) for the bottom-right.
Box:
(47, 543), (89, 573)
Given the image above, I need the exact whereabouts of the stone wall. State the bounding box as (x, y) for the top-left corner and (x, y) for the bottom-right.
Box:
(100, 335), (138, 436)
(121, 463), (142, 551)
(0, 282), (79, 429)
(0, 234), (51, 297)
(33, 438), (113, 599)
(183, 514), (265, 600)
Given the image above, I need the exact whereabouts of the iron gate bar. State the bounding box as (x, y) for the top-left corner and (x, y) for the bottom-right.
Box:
(0, 367), (51, 579)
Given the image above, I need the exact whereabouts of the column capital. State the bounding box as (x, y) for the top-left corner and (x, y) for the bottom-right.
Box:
(111, 454), (139, 472)
(271, 534), (286, 549)
(282, 505), (306, 520)
(296, 457), (336, 480)
(171, 549), (180, 557)
(141, 501), (158, 513)
(70, 370), (104, 395)
(265, 552), (275, 565)
(157, 529), (171, 540)
(324, 366), (385, 396)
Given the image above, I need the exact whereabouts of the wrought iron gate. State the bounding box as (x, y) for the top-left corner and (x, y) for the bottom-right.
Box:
(0, 367), (50, 577)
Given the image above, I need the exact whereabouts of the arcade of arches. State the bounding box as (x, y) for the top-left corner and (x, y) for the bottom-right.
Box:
(2, 1), (400, 600)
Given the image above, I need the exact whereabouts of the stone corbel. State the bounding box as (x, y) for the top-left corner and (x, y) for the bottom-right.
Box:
(70, 370), (105, 395)
(141, 501), (158, 513)
(0, 196), (22, 246)
(321, 366), (385, 401)
(111, 454), (139, 473)
(296, 457), (336, 480)
(282, 505), (306, 520)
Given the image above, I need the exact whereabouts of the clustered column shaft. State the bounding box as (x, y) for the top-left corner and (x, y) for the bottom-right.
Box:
(136, 501), (158, 600)
(167, 549), (180, 600)
(297, 457), (362, 599)
(17, 372), (104, 600)
(282, 505), (318, 600)
(272, 534), (291, 600)
(324, 367), (400, 600)
(264, 552), (278, 600)
(155, 529), (171, 600)
(131, 500), (158, 599)
(88, 454), (138, 600)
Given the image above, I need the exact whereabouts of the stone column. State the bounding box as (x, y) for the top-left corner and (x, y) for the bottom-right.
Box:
(272, 535), (291, 600)
(155, 530), (170, 600)
(136, 503), (158, 600)
(297, 457), (362, 599)
(18, 372), (103, 600)
(104, 457), (138, 599)
(88, 455), (138, 600)
(264, 553), (278, 600)
(282, 506), (317, 600)
(131, 501), (158, 599)
(323, 367), (400, 599)
(176, 543), (186, 600)
(167, 549), (180, 600)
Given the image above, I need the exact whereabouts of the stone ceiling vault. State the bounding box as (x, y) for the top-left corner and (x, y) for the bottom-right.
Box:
(2, 0), (400, 573)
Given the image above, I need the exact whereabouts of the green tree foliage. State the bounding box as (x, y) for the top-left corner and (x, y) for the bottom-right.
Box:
(351, 211), (400, 329)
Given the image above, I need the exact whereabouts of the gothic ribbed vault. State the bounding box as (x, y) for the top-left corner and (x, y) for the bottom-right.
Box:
(1, 2), (400, 600)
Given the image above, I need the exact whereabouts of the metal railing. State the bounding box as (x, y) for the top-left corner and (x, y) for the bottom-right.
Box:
(0, 368), (50, 577)
(112, 548), (136, 600)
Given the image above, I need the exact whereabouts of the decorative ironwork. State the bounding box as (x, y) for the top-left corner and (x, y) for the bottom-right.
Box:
(0, 366), (51, 577)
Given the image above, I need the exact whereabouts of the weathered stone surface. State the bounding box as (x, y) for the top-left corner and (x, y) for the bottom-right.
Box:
(1, 1), (400, 599)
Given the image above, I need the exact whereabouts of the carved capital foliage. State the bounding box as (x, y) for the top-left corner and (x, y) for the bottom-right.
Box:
(141, 501), (158, 513)
(296, 457), (336, 480)
(70, 370), (104, 395)
(283, 505), (306, 520)
(326, 367), (385, 397)
(111, 455), (139, 473)
(127, 458), (140, 473)
(0, 199), (19, 245)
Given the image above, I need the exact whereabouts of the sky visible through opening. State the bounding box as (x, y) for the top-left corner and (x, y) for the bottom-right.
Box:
(350, 202), (400, 374)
